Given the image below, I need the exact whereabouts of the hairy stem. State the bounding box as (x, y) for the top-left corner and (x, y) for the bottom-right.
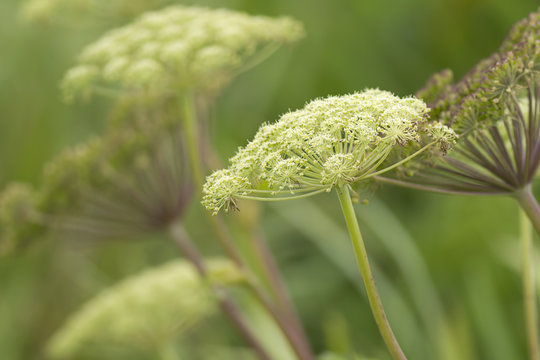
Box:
(168, 220), (273, 360)
(514, 186), (540, 360)
(336, 185), (407, 360)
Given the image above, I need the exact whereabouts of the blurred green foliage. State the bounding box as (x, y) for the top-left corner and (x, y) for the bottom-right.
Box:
(1, 0), (539, 359)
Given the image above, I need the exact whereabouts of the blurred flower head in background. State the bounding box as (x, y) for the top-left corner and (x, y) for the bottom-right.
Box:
(61, 5), (304, 101)
(47, 258), (245, 359)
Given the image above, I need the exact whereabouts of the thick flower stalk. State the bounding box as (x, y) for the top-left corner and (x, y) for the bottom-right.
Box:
(61, 5), (304, 100)
(47, 259), (245, 359)
(203, 89), (455, 360)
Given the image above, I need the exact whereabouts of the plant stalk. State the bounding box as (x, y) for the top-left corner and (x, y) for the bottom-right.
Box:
(168, 220), (273, 360)
(336, 185), (407, 360)
(181, 92), (245, 266)
(251, 231), (306, 328)
(181, 92), (204, 189)
(515, 185), (540, 236)
(515, 185), (540, 360)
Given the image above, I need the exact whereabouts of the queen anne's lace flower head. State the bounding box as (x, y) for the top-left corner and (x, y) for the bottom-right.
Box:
(61, 5), (304, 100)
(47, 259), (245, 359)
(203, 89), (456, 214)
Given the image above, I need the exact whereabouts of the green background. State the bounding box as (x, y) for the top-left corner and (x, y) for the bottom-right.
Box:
(1, 0), (538, 359)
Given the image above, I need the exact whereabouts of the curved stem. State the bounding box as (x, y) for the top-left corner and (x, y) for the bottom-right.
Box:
(514, 186), (540, 360)
(168, 220), (273, 360)
(238, 188), (328, 202)
(515, 185), (540, 236)
(336, 185), (407, 360)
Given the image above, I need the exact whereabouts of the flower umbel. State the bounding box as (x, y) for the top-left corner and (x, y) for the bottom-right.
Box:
(61, 5), (304, 100)
(203, 89), (455, 214)
(383, 6), (540, 195)
(47, 259), (245, 359)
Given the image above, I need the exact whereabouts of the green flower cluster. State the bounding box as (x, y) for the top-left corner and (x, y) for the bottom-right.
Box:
(47, 259), (245, 359)
(418, 7), (539, 137)
(203, 90), (456, 214)
(62, 5), (304, 100)
(395, 6), (540, 194)
(0, 106), (191, 254)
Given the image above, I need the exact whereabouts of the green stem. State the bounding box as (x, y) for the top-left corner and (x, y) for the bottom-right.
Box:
(181, 92), (244, 265)
(515, 185), (540, 236)
(181, 92), (204, 189)
(238, 188), (328, 202)
(514, 186), (540, 360)
(336, 185), (407, 360)
(168, 220), (273, 360)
